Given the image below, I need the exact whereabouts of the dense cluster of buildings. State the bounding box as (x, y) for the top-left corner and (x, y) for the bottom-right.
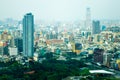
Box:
(0, 8), (120, 78)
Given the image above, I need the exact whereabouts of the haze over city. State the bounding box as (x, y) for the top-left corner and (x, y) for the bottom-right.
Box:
(1, 0), (120, 80)
(0, 0), (120, 21)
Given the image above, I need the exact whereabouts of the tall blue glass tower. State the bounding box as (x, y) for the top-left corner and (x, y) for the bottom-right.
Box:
(23, 13), (34, 57)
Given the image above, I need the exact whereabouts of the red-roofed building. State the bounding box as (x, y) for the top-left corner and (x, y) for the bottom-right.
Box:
(46, 39), (63, 45)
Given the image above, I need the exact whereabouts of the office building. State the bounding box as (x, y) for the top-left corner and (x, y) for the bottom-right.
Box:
(101, 25), (106, 31)
(75, 43), (82, 54)
(86, 7), (92, 31)
(92, 20), (101, 34)
(14, 38), (23, 53)
(23, 13), (34, 57)
(93, 48), (104, 63)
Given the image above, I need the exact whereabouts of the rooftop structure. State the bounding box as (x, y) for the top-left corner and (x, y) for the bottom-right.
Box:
(89, 70), (115, 75)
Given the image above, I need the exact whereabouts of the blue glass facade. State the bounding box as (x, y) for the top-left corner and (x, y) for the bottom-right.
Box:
(23, 13), (34, 57)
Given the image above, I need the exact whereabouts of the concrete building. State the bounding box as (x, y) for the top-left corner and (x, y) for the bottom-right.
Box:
(9, 47), (18, 56)
(103, 53), (112, 67)
(93, 48), (104, 63)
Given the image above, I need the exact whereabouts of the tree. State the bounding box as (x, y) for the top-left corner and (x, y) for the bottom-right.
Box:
(80, 68), (90, 76)
(0, 74), (14, 80)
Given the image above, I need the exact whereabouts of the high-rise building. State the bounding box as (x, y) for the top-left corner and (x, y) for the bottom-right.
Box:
(92, 20), (101, 34)
(86, 7), (91, 31)
(23, 13), (34, 57)
(93, 48), (104, 63)
(14, 38), (23, 53)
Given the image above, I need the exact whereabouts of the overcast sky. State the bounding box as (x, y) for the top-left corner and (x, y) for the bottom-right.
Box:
(0, 0), (120, 21)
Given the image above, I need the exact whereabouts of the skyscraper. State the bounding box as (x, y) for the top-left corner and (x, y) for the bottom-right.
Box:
(92, 20), (101, 34)
(23, 13), (34, 57)
(86, 7), (91, 31)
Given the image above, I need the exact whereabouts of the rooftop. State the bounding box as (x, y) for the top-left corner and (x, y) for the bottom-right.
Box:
(89, 70), (115, 75)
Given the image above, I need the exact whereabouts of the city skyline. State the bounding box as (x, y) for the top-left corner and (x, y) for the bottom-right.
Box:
(0, 1), (120, 79)
(0, 0), (120, 21)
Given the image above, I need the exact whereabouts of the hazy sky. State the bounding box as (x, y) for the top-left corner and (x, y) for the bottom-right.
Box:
(0, 0), (120, 21)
